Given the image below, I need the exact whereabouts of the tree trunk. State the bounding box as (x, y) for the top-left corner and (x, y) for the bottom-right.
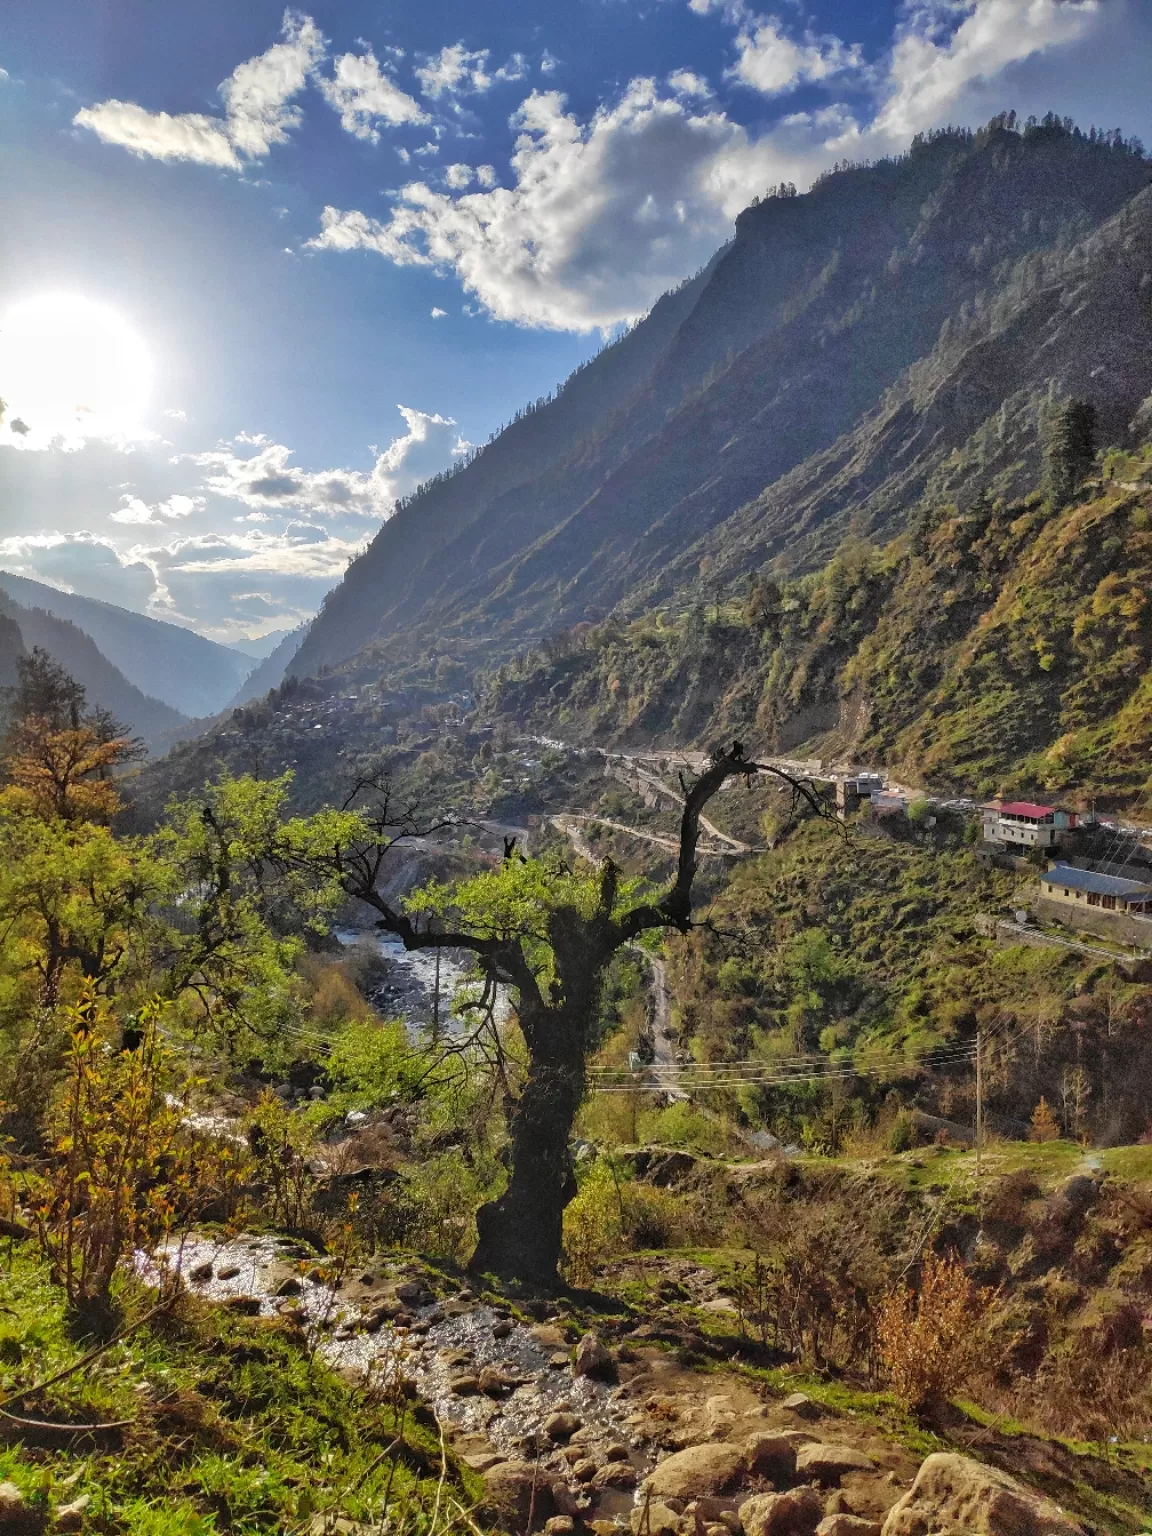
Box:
(469, 999), (586, 1285)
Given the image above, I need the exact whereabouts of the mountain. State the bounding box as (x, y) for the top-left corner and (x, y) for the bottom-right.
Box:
(486, 439), (1152, 805)
(229, 628), (294, 662)
(0, 595), (186, 750)
(224, 623), (309, 708)
(0, 573), (252, 718)
(292, 117), (1152, 684)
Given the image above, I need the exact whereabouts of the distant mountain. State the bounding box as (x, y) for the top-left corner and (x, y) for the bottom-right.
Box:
(0, 613), (23, 693)
(224, 624), (309, 708)
(0, 573), (251, 718)
(0, 596), (186, 750)
(229, 628), (294, 662)
(291, 117), (1152, 683)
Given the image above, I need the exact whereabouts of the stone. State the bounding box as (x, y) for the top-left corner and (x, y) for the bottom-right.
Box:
(630, 1502), (684, 1536)
(362, 1301), (404, 1333)
(744, 1433), (799, 1483)
(794, 1446), (876, 1485)
(549, 1352), (571, 1369)
(880, 1453), (1085, 1536)
(546, 1520), (577, 1535)
(593, 1462), (638, 1490)
(449, 1374), (481, 1395)
(739, 1488), (824, 1536)
(781, 1394), (819, 1419)
(604, 1443), (631, 1462)
(493, 1318), (515, 1339)
(0, 1484), (35, 1530)
(222, 1296), (262, 1315)
(189, 1261), (214, 1283)
(573, 1332), (614, 1379)
(571, 1460), (598, 1483)
(646, 1445), (747, 1501)
(54, 1495), (91, 1532)
(544, 1411), (583, 1441)
(551, 1483), (585, 1518)
(274, 1276), (303, 1298)
(817, 1518), (882, 1536)
(395, 1280), (426, 1303)
(463, 1452), (506, 1474)
(483, 1461), (555, 1525)
(531, 1324), (569, 1350)
(217, 1264), (241, 1280)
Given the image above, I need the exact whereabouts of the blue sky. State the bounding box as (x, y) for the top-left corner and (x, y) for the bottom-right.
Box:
(1, 0), (1149, 642)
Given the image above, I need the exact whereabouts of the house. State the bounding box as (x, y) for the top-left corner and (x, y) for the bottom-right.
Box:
(982, 800), (1077, 850)
(1039, 864), (1152, 915)
(835, 774), (886, 818)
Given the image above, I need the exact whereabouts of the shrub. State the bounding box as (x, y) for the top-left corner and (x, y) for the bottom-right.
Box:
(876, 1250), (994, 1414)
(889, 1112), (915, 1153)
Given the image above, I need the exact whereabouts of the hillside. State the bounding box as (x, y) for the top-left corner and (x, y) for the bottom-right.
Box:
(485, 439), (1152, 807)
(225, 622), (308, 708)
(292, 117), (1152, 684)
(0, 571), (252, 717)
(0, 595), (186, 749)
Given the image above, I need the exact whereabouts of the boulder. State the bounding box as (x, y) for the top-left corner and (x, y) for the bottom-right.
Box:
(795, 1445), (876, 1484)
(551, 1483), (585, 1517)
(881, 1454), (1084, 1536)
(189, 1261), (214, 1283)
(739, 1488), (824, 1536)
(544, 1411), (583, 1441)
(817, 1519), (882, 1536)
(744, 1432), (799, 1483)
(630, 1502), (684, 1536)
(463, 1452), (505, 1474)
(593, 1462), (638, 1490)
(448, 1374), (481, 1395)
(572, 1460), (598, 1484)
(781, 1394), (819, 1419)
(573, 1332), (615, 1379)
(547, 1520), (577, 1535)
(483, 1461), (555, 1526)
(646, 1445), (747, 1501)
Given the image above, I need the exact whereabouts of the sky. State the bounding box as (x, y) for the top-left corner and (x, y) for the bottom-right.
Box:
(1, 0), (1149, 645)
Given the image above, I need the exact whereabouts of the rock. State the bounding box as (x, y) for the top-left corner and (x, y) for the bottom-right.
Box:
(544, 1411), (583, 1441)
(217, 1264), (241, 1280)
(531, 1324), (569, 1350)
(817, 1518), (882, 1536)
(478, 1365), (518, 1396)
(794, 1445), (876, 1485)
(0, 1484), (36, 1531)
(604, 1443), (630, 1462)
(483, 1461), (555, 1525)
(189, 1261), (214, 1283)
(630, 1502), (684, 1536)
(222, 1296), (262, 1315)
(781, 1393), (819, 1419)
(744, 1433), (799, 1482)
(881, 1453), (1085, 1536)
(593, 1462), (638, 1490)
(395, 1280), (426, 1303)
(546, 1520), (577, 1535)
(493, 1318), (514, 1339)
(571, 1460), (598, 1483)
(549, 1352), (571, 1369)
(449, 1374), (481, 1395)
(275, 1276), (303, 1298)
(739, 1488), (824, 1536)
(646, 1445), (747, 1501)
(362, 1301), (404, 1332)
(463, 1452), (505, 1474)
(54, 1495), (91, 1532)
(573, 1332), (615, 1379)
(552, 1483), (586, 1518)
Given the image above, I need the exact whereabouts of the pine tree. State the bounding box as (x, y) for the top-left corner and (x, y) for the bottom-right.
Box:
(1029, 1095), (1061, 1143)
(1042, 398), (1097, 508)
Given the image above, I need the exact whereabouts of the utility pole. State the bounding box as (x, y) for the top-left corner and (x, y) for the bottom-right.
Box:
(432, 945), (441, 1045)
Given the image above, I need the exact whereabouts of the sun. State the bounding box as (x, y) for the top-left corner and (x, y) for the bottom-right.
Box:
(0, 293), (153, 449)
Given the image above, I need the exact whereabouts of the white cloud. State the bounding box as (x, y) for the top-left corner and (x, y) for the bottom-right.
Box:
(73, 9), (324, 168)
(0, 533), (161, 612)
(476, 164), (497, 187)
(317, 47), (428, 140)
(415, 44), (492, 99)
(309, 81), (759, 331)
(667, 70), (714, 98)
(431, 307), (448, 318)
(495, 54), (528, 84)
(444, 163), (474, 188)
(111, 492), (204, 525)
(540, 51), (559, 76)
(871, 0), (1100, 143)
(729, 18), (863, 95)
(183, 405), (469, 519)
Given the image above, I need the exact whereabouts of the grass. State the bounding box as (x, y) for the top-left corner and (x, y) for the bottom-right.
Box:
(0, 1244), (483, 1535)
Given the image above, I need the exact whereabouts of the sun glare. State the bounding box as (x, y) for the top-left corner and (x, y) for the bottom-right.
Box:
(0, 293), (153, 449)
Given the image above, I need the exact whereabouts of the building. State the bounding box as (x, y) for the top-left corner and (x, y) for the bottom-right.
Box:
(835, 774), (886, 818)
(982, 800), (1078, 851)
(1039, 864), (1152, 915)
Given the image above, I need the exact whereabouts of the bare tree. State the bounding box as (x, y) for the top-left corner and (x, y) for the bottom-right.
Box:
(311, 746), (827, 1283)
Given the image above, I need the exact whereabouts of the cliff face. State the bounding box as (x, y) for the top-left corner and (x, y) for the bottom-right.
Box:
(292, 120), (1152, 681)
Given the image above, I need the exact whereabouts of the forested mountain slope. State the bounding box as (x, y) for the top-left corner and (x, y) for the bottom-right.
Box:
(294, 118), (1152, 681)
(487, 441), (1152, 806)
(0, 572), (251, 717)
(0, 595), (186, 750)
